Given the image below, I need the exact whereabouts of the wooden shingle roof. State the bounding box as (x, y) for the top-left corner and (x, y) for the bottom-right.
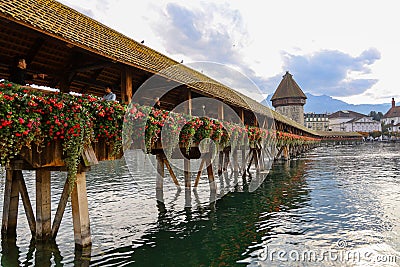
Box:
(0, 0), (248, 107)
(0, 0), (320, 136)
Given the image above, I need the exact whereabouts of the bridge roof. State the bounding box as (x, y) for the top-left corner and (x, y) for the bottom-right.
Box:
(271, 71), (307, 101)
(0, 0), (320, 136)
(0, 1), (256, 109)
(316, 131), (363, 137)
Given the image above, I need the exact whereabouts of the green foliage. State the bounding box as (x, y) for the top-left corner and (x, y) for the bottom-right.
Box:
(368, 111), (384, 121)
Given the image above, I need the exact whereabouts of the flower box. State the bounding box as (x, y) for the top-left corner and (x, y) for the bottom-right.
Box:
(19, 141), (65, 168)
(92, 138), (123, 161)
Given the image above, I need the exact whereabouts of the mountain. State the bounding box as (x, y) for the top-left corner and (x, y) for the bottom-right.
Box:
(261, 93), (391, 115)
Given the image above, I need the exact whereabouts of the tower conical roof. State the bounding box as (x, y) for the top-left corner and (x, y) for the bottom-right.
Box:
(271, 71), (307, 100)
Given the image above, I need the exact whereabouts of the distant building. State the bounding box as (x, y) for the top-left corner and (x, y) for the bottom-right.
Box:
(329, 110), (381, 132)
(343, 117), (381, 132)
(304, 113), (329, 131)
(381, 98), (400, 132)
(271, 71), (307, 125)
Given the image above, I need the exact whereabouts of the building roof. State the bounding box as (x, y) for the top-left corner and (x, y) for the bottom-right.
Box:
(328, 110), (366, 119)
(346, 117), (378, 124)
(316, 131), (363, 137)
(383, 106), (400, 119)
(271, 71), (307, 101)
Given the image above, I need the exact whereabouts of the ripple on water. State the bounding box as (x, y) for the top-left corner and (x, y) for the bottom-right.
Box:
(0, 144), (399, 266)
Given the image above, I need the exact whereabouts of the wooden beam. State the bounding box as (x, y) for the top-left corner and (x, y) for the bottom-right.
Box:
(232, 149), (239, 173)
(218, 102), (224, 121)
(163, 159), (181, 188)
(74, 62), (114, 73)
(121, 66), (133, 103)
(194, 158), (206, 187)
(184, 159), (191, 188)
(223, 149), (230, 172)
(71, 172), (92, 249)
(218, 151), (223, 176)
(58, 52), (82, 92)
(25, 37), (45, 65)
(156, 154), (164, 190)
(185, 88), (192, 116)
(240, 109), (245, 123)
(80, 67), (104, 94)
(18, 172), (36, 235)
(206, 158), (216, 192)
(59, 71), (77, 92)
(1, 170), (20, 239)
(36, 169), (51, 241)
(51, 177), (70, 239)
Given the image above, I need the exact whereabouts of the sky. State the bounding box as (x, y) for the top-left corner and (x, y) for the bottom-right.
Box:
(58, 0), (400, 105)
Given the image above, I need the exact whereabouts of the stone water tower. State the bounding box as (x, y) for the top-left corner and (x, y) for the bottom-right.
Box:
(271, 71), (307, 125)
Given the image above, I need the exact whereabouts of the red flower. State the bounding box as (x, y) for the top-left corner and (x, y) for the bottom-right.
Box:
(18, 118), (25, 124)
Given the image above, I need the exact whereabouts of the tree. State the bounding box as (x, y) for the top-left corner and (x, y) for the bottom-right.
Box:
(368, 111), (384, 121)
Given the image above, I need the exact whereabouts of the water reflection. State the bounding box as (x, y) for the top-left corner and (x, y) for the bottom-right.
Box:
(1, 239), (72, 267)
(1, 144), (399, 266)
(88, 159), (310, 266)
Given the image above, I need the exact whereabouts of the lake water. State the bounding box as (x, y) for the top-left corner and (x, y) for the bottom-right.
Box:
(0, 142), (399, 266)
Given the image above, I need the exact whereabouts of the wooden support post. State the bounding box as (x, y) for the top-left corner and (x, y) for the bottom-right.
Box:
(186, 88), (192, 116)
(194, 158), (206, 187)
(1, 170), (20, 239)
(36, 169), (51, 241)
(223, 149), (230, 172)
(240, 109), (245, 124)
(232, 148), (239, 173)
(261, 117), (267, 129)
(241, 145), (246, 171)
(257, 148), (263, 171)
(206, 158), (216, 192)
(218, 102), (224, 121)
(184, 159), (191, 188)
(163, 159), (181, 188)
(52, 177), (70, 239)
(185, 187), (192, 208)
(156, 154), (164, 190)
(121, 67), (133, 104)
(71, 172), (92, 249)
(253, 149), (259, 171)
(218, 151), (223, 175)
(283, 145), (290, 160)
(247, 149), (254, 172)
(275, 146), (284, 160)
(18, 172), (36, 236)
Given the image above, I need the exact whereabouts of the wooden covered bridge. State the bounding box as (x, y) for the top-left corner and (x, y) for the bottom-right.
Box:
(0, 0), (361, 250)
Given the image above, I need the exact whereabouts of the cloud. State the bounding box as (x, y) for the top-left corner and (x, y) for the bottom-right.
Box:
(58, 0), (111, 21)
(274, 48), (381, 97)
(153, 2), (249, 65)
(152, 3), (381, 99)
(151, 2), (277, 100)
(62, 3), (95, 18)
